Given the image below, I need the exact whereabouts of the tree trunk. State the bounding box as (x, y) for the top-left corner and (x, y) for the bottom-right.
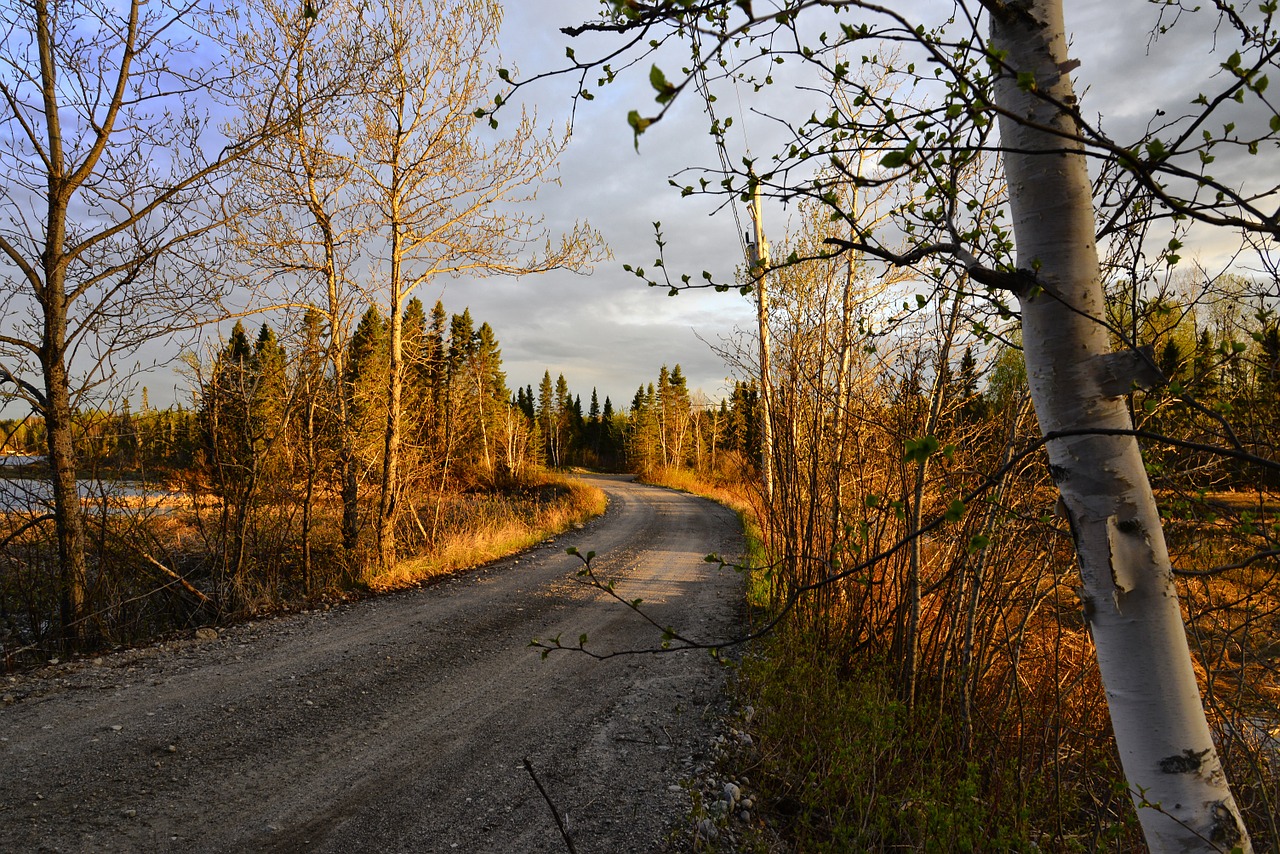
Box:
(44, 348), (88, 649)
(992, 1), (1249, 848)
(40, 147), (89, 647)
(377, 231), (404, 573)
(300, 396), (316, 589)
(902, 292), (963, 708)
(306, 138), (360, 556)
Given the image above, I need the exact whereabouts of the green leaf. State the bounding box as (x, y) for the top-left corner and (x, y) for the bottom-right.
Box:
(627, 110), (652, 150)
(497, 67), (510, 82)
(880, 150), (908, 169)
(903, 435), (940, 464)
(945, 499), (966, 523)
(649, 64), (676, 103)
(967, 534), (991, 553)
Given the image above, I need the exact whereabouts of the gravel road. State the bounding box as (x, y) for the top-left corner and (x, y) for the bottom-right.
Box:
(0, 474), (746, 853)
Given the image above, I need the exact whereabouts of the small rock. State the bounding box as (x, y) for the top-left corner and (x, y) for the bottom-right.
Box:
(723, 782), (741, 805)
(667, 784), (683, 793)
(739, 809), (752, 823)
(122, 808), (137, 818)
(696, 818), (719, 842)
(110, 725), (123, 732)
(166, 745), (177, 754)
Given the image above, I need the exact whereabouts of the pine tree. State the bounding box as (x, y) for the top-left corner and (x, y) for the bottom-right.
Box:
(537, 371), (560, 467)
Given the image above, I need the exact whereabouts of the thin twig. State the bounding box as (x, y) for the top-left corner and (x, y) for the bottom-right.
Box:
(523, 757), (577, 854)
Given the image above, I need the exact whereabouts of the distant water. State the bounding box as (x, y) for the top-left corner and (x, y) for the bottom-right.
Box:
(0, 477), (184, 513)
(0, 455), (40, 467)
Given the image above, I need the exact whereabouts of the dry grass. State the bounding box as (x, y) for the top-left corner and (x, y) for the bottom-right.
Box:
(364, 474), (606, 591)
(640, 466), (755, 517)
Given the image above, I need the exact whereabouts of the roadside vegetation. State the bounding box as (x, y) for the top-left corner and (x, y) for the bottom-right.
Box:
(0, 297), (734, 666)
(636, 261), (1280, 850)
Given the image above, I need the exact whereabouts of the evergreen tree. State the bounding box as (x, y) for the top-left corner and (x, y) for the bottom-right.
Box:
(401, 298), (430, 432)
(251, 323), (289, 465)
(345, 306), (390, 496)
(537, 371), (560, 467)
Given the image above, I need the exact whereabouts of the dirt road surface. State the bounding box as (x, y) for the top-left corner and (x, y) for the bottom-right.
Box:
(0, 475), (746, 853)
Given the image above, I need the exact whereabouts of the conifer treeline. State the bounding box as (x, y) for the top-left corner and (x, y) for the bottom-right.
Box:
(1, 305), (767, 488)
(0, 295), (763, 646)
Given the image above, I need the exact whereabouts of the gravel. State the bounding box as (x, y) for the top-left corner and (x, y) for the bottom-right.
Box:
(0, 474), (745, 853)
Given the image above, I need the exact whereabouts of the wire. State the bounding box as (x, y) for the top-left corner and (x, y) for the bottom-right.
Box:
(691, 27), (750, 263)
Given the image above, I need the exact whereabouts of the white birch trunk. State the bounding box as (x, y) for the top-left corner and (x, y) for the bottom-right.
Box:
(991, 1), (1249, 849)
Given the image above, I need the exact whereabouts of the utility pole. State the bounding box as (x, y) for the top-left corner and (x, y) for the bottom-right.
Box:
(747, 175), (774, 502)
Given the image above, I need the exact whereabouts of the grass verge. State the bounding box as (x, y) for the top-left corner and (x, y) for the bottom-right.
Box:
(365, 473), (607, 591)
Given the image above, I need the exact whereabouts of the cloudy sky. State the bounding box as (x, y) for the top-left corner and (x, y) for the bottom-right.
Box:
(437, 1), (764, 410)
(431, 0), (1273, 410)
(102, 1), (1276, 412)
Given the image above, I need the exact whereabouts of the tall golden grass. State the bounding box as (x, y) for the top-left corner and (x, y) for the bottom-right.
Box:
(364, 474), (606, 591)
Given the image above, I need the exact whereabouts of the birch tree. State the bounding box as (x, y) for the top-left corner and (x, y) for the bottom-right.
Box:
(984, 3), (1250, 847)
(350, 0), (602, 572)
(522, 0), (1280, 848)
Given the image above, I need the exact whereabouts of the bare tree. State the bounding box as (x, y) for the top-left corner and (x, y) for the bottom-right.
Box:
(348, 0), (604, 572)
(0, 0), (293, 646)
(223, 0), (373, 554)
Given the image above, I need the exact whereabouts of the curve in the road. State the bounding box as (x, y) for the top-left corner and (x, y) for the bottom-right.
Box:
(0, 474), (745, 854)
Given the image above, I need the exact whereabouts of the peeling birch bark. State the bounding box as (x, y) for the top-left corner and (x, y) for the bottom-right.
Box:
(990, 0), (1250, 849)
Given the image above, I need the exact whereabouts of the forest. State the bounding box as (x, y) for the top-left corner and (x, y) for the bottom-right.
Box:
(2, 0), (1279, 851)
(0, 293), (757, 645)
